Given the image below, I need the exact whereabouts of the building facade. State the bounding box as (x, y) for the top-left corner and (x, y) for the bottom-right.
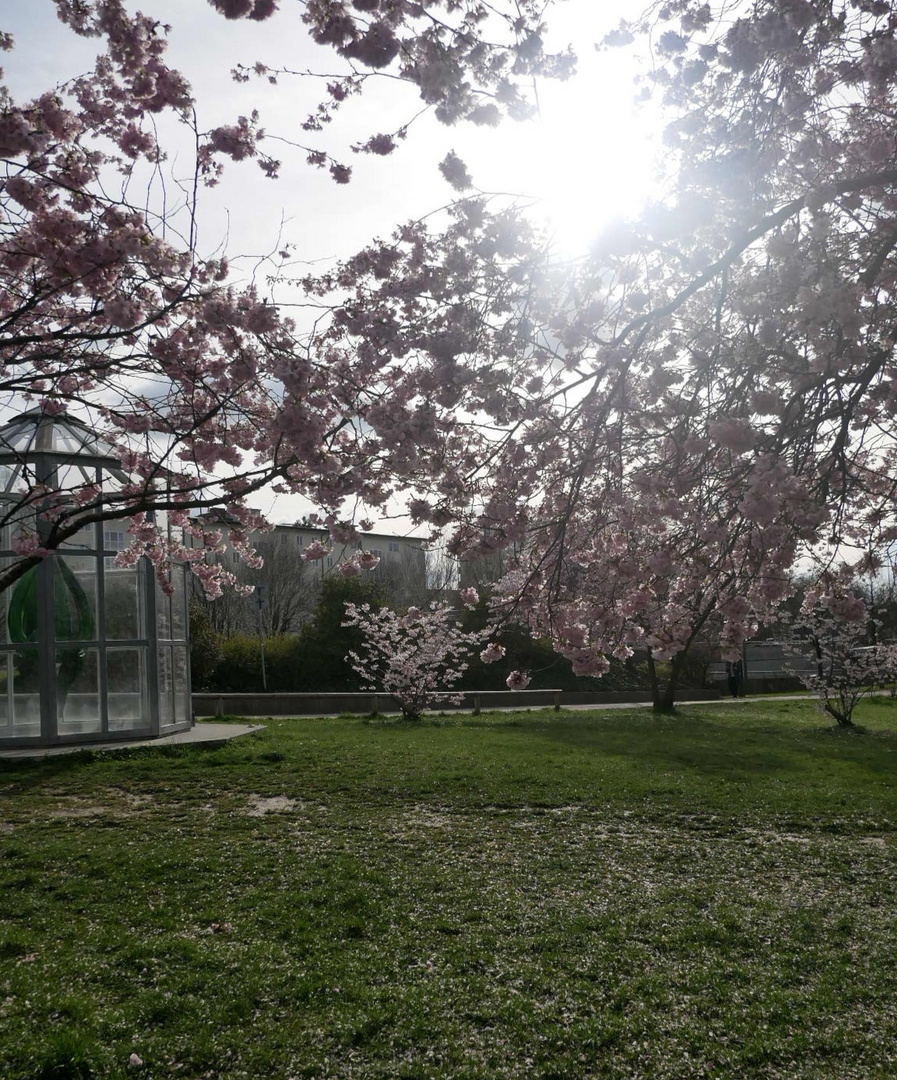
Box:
(195, 512), (428, 636)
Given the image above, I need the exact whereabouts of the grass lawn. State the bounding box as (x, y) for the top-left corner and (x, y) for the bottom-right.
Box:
(2, 698), (897, 1080)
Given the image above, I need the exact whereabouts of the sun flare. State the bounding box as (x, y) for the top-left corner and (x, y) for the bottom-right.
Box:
(525, 85), (659, 256)
(458, 20), (661, 258)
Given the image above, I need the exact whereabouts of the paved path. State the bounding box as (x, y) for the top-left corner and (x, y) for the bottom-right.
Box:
(198, 692), (879, 721)
(507, 690), (893, 711)
(564, 693), (813, 709)
(0, 722), (266, 761)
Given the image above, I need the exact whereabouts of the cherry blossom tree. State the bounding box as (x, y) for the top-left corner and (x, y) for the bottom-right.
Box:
(7, 0), (897, 720)
(787, 570), (897, 728)
(305, 0), (897, 710)
(342, 597), (496, 721)
(0, 0), (572, 600)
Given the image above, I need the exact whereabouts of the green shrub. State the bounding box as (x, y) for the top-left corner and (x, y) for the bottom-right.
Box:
(205, 576), (387, 693)
(188, 602), (223, 691)
(215, 634), (262, 692)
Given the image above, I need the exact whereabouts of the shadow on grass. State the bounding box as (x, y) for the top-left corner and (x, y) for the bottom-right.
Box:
(0, 749), (102, 784)
(447, 704), (897, 799)
(3, 701), (896, 822)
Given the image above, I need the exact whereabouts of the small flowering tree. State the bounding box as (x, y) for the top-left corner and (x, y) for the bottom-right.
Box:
(342, 600), (497, 722)
(788, 574), (897, 728)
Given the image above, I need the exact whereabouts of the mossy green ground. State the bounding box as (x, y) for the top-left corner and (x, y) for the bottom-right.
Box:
(2, 698), (896, 1079)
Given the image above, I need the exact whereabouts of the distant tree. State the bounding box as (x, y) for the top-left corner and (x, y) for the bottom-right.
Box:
(192, 537), (313, 637)
(343, 599), (494, 721)
(192, 577), (250, 641)
(293, 575), (387, 692)
(788, 571), (897, 728)
(424, 544), (460, 601)
(375, 546), (430, 609)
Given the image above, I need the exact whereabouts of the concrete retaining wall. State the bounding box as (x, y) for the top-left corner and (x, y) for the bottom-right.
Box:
(192, 687), (721, 718)
(710, 676), (806, 695)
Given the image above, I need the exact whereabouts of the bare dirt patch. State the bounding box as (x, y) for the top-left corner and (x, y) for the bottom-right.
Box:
(403, 808), (457, 829)
(48, 805), (110, 818)
(246, 795), (301, 816)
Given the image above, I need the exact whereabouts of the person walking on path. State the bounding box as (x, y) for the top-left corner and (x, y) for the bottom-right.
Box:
(726, 659), (744, 698)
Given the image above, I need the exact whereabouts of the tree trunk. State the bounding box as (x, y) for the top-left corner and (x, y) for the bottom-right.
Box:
(647, 650), (680, 714)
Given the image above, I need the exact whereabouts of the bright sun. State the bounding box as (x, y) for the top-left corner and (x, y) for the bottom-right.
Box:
(457, 12), (661, 259)
(523, 84), (659, 257)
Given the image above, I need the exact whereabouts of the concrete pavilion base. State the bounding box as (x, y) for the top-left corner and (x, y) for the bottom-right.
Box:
(0, 721), (266, 761)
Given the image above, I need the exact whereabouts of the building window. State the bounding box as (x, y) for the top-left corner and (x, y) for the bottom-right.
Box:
(388, 541), (400, 553)
(104, 530), (126, 552)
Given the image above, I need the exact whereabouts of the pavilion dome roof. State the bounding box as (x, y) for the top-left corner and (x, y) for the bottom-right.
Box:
(0, 409), (123, 465)
(0, 409), (129, 493)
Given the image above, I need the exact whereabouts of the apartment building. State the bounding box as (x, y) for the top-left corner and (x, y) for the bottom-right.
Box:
(195, 511), (428, 635)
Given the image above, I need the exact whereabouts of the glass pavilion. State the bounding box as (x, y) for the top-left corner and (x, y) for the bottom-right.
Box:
(0, 410), (191, 748)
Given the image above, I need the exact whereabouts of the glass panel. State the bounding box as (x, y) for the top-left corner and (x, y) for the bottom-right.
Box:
(0, 583), (6, 646)
(107, 648), (149, 732)
(0, 465), (24, 494)
(170, 565), (187, 641)
(49, 421), (118, 461)
(0, 422), (36, 454)
(6, 561), (39, 645)
(103, 527), (128, 554)
(55, 429), (90, 455)
(55, 556), (98, 642)
(57, 647), (101, 735)
(0, 653), (10, 733)
(52, 463), (97, 492)
(60, 523), (98, 551)
(173, 645), (189, 725)
(6, 557), (99, 647)
(101, 470), (127, 494)
(106, 565), (145, 641)
(156, 576), (171, 640)
(8, 649), (41, 737)
(158, 646), (174, 727)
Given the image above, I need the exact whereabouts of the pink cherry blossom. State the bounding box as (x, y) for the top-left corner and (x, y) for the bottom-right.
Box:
(479, 642), (506, 664)
(505, 670), (531, 691)
(301, 541), (330, 562)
